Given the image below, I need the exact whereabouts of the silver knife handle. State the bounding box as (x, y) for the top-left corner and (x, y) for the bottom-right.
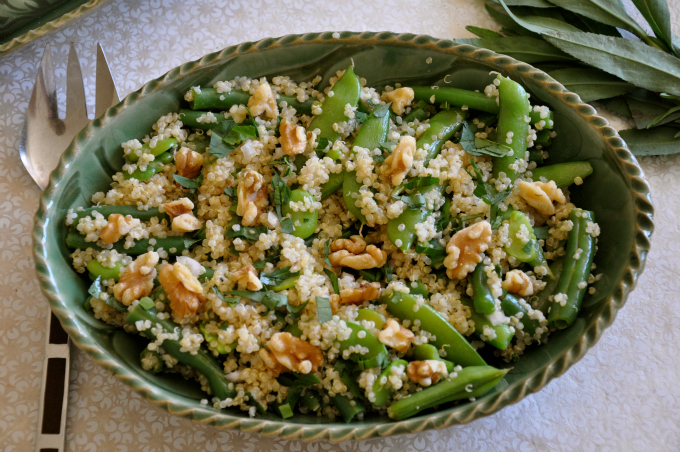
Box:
(35, 312), (70, 452)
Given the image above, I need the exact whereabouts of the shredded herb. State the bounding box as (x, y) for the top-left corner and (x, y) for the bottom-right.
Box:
(173, 173), (203, 195)
(466, 160), (512, 229)
(415, 240), (447, 269)
(286, 300), (309, 320)
(316, 296), (333, 324)
(88, 276), (126, 311)
(324, 268), (339, 294)
(460, 122), (513, 157)
(227, 289), (288, 311)
(260, 266), (300, 286)
(316, 137), (330, 151)
(223, 186), (236, 197)
(211, 286), (240, 307)
(226, 218), (268, 242)
(354, 110), (368, 126)
(323, 239), (332, 267)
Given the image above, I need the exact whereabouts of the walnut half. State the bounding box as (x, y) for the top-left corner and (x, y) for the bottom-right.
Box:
(502, 269), (534, 297)
(382, 87), (415, 116)
(331, 281), (381, 311)
(378, 319), (414, 353)
(279, 119), (307, 155)
(329, 245), (387, 270)
(519, 180), (566, 216)
(228, 264), (263, 291)
(237, 169), (269, 227)
(175, 147), (204, 180)
(159, 262), (206, 320)
(407, 360), (448, 387)
(113, 251), (159, 305)
(99, 213), (140, 245)
(383, 135), (415, 186)
(265, 332), (323, 375)
(247, 82), (279, 120)
(444, 221), (492, 280)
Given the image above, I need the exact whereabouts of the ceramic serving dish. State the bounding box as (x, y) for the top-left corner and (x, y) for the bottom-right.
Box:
(32, 32), (653, 441)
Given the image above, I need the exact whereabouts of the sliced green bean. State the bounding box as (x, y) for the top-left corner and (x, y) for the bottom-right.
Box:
(270, 275), (299, 292)
(127, 138), (178, 163)
(199, 323), (235, 355)
(530, 108), (553, 130)
(67, 232), (197, 256)
(411, 86), (499, 114)
(532, 258), (564, 313)
(505, 210), (538, 263)
(282, 188), (318, 239)
(189, 88), (315, 115)
(73, 206), (167, 223)
(124, 152), (173, 181)
(460, 297), (514, 350)
(383, 292), (486, 367)
(493, 75), (531, 181)
(308, 67), (361, 142)
(501, 292), (544, 338)
(371, 359), (407, 407)
(528, 148), (544, 164)
(338, 321), (389, 370)
(300, 389), (324, 411)
(534, 129), (552, 148)
(140, 349), (164, 374)
(179, 109), (228, 130)
(127, 301), (235, 400)
(86, 259), (123, 281)
(530, 161), (593, 188)
(548, 210), (597, 329)
(471, 262), (496, 315)
(409, 281), (430, 298)
(388, 366), (508, 420)
(332, 394), (366, 422)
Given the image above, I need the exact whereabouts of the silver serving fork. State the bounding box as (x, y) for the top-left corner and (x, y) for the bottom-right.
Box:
(21, 42), (119, 452)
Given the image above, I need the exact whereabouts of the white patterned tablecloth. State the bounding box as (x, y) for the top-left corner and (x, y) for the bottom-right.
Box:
(1, 1), (679, 450)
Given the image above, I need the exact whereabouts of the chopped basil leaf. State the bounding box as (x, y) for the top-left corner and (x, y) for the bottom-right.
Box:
(253, 260), (267, 270)
(270, 173), (292, 218)
(402, 176), (440, 191)
(383, 264), (393, 282)
(522, 240), (535, 255)
(173, 174), (201, 190)
(323, 239), (331, 267)
(88, 276), (102, 299)
(460, 122), (512, 157)
(354, 110), (368, 126)
(466, 160), (511, 229)
(372, 103), (391, 118)
(208, 129), (236, 158)
(289, 372), (321, 386)
(280, 217), (295, 234)
(415, 239), (446, 268)
(324, 268), (339, 294)
(286, 299), (309, 320)
(211, 286), (240, 307)
(227, 289), (288, 311)
(316, 296), (333, 324)
(88, 276), (126, 312)
(316, 137), (330, 151)
(225, 217), (268, 242)
(358, 269), (380, 283)
(393, 192), (427, 209)
(260, 266), (300, 286)
(224, 186), (236, 197)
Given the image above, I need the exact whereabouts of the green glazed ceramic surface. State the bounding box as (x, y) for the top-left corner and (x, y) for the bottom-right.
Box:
(33, 32), (654, 441)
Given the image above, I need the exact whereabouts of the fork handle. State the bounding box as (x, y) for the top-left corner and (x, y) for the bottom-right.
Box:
(34, 312), (70, 452)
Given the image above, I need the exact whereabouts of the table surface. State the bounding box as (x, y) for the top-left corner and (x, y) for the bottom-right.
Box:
(1, 0), (679, 450)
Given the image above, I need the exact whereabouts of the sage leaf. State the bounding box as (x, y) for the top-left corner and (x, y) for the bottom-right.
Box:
(647, 105), (680, 129)
(625, 89), (679, 129)
(465, 26), (504, 39)
(497, 0), (583, 34)
(485, 3), (540, 37)
(560, 10), (621, 37)
(501, 0), (554, 6)
(597, 96), (632, 118)
(619, 126), (680, 156)
(630, 0), (673, 53)
(548, 68), (635, 101)
(454, 37), (575, 63)
(542, 31), (680, 97)
(544, 0), (646, 38)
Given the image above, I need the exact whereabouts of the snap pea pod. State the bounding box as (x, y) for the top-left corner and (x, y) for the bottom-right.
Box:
(501, 292), (544, 338)
(281, 188), (318, 239)
(388, 366), (508, 420)
(179, 109), (228, 130)
(338, 321), (390, 370)
(459, 297), (513, 350)
(412, 344), (455, 373)
(127, 301), (235, 400)
(320, 171), (345, 200)
(73, 206), (167, 223)
(355, 308), (385, 329)
(383, 292), (486, 367)
(370, 359), (408, 407)
(411, 86), (500, 114)
(493, 75), (531, 182)
(308, 67), (361, 142)
(332, 394), (366, 423)
(87, 259), (123, 281)
(532, 258), (564, 314)
(416, 108), (466, 162)
(505, 210), (538, 263)
(387, 185), (444, 252)
(409, 281), (429, 298)
(127, 138), (178, 162)
(66, 232), (197, 256)
(471, 262), (496, 315)
(343, 103), (391, 223)
(548, 210), (597, 329)
(529, 161), (593, 188)
(124, 151), (174, 181)
(188, 88), (315, 115)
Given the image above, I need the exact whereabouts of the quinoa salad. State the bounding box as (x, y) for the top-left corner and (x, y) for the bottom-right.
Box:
(65, 66), (600, 421)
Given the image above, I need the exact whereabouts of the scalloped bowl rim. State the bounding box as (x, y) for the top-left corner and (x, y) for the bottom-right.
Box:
(32, 31), (654, 441)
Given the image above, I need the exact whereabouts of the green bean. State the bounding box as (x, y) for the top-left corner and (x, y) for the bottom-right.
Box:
(73, 206), (167, 223)
(332, 394), (366, 422)
(67, 232), (197, 256)
(343, 103), (391, 223)
(87, 259), (123, 281)
(532, 258), (564, 314)
(529, 108), (553, 130)
(388, 365), (508, 420)
(370, 359), (408, 407)
(501, 292), (544, 338)
(416, 108), (466, 162)
(334, 360), (364, 400)
(308, 67), (361, 142)
(528, 239), (554, 279)
(412, 344), (455, 373)
(493, 75), (531, 181)
(139, 349), (164, 374)
(383, 292), (486, 367)
(529, 161), (593, 188)
(528, 148), (544, 164)
(300, 388), (324, 411)
(548, 210), (597, 329)
(471, 262), (495, 315)
(127, 301), (235, 400)
(459, 297), (514, 350)
(127, 138), (178, 162)
(355, 308), (385, 329)
(320, 171), (345, 200)
(387, 185), (444, 252)
(189, 88), (315, 115)
(179, 109), (227, 130)
(282, 188), (318, 239)
(534, 129), (552, 148)
(505, 210), (538, 263)
(338, 321), (389, 370)
(411, 86), (500, 114)
(199, 323), (235, 355)
(123, 152), (173, 181)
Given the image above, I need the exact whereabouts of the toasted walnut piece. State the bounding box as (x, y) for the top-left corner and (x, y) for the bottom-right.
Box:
(519, 180), (566, 216)
(237, 169), (269, 227)
(113, 252), (159, 305)
(171, 213), (203, 233)
(444, 221), (492, 280)
(228, 264), (263, 291)
(162, 198), (194, 219)
(378, 319), (415, 353)
(247, 82), (279, 120)
(258, 348), (287, 376)
(407, 360), (448, 387)
(279, 119), (307, 155)
(175, 147), (204, 180)
(330, 235), (366, 254)
(99, 213), (140, 245)
(337, 281), (382, 305)
(502, 269), (534, 297)
(159, 263), (206, 320)
(329, 245), (387, 270)
(383, 135), (415, 186)
(266, 332), (323, 375)
(382, 87), (415, 115)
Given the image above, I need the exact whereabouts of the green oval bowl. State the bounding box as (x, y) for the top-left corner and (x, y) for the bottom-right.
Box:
(33, 31), (653, 441)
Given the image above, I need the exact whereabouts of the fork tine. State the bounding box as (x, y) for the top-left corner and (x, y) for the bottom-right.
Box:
(95, 43), (119, 118)
(64, 43), (88, 131)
